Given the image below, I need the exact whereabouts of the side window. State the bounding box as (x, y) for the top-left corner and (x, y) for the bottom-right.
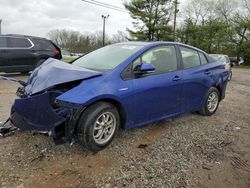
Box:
(32, 39), (56, 50)
(8, 37), (32, 48)
(199, 52), (208, 64)
(133, 46), (178, 74)
(0, 37), (8, 48)
(180, 47), (201, 69)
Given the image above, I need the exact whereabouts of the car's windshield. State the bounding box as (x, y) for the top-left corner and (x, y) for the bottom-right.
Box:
(73, 44), (143, 72)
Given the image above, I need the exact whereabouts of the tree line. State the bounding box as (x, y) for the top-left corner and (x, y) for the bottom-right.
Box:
(47, 0), (250, 65)
(47, 30), (127, 53)
(177, 0), (250, 64)
(125, 0), (250, 65)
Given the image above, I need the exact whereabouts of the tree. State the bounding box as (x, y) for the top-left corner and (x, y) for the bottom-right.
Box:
(124, 0), (173, 41)
(111, 31), (128, 43)
(177, 0), (250, 65)
(183, 0), (215, 25)
(47, 29), (129, 53)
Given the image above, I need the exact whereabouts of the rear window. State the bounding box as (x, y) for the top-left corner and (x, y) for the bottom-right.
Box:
(199, 52), (208, 64)
(0, 37), (8, 48)
(180, 47), (201, 69)
(8, 37), (32, 48)
(32, 39), (56, 50)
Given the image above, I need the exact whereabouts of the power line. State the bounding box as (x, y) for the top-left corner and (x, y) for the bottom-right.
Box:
(81, 0), (129, 13)
(91, 0), (125, 11)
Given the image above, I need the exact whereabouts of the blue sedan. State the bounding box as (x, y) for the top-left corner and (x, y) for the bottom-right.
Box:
(8, 42), (229, 152)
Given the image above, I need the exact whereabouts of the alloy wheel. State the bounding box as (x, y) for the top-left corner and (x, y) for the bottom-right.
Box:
(93, 112), (116, 145)
(207, 91), (219, 112)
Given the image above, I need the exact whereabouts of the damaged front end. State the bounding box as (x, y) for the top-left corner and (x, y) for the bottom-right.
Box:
(2, 58), (102, 141)
(11, 85), (84, 142)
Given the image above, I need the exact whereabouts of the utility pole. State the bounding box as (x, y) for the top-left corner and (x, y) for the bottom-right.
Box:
(173, 0), (179, 41)
(101, 14), (109, 46)
(0, 19), (2, 35)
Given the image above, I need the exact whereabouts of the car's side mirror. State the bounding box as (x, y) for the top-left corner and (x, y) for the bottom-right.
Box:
(140, 63), (155, 72)
(134, 63), (155, 75)
(133, 57), (155, 75)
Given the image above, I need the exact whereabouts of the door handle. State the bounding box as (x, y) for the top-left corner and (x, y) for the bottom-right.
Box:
(172, 75), (182, 81)
(204, 70), (211, 75)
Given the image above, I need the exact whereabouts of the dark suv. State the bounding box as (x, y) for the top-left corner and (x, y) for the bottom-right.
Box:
(0, 34), (62, 73)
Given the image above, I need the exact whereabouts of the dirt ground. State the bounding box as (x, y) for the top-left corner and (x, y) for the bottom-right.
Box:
(0, 68), (249, 188)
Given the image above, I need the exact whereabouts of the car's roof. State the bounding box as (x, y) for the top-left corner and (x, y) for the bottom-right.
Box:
(114, 41), (206, 53)
(0, 34), (48, 40)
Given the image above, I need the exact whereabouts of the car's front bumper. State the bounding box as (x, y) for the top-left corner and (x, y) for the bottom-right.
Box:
(10, 92), (70, 135)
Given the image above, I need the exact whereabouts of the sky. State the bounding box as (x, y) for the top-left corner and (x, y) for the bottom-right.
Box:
(0, 0), (134, 37)
(0, 0), (187, 38)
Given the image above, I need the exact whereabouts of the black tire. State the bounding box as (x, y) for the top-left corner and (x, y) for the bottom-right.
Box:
(199, 87), (220, 116)
(228, 70), (232, 81)
(77, 102), (120, 152)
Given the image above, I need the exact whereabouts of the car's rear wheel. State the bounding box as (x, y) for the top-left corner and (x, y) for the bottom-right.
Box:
(199, 87), (220, 116)
(77, 102), (120, 152)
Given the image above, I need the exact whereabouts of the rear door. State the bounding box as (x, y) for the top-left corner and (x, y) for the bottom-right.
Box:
(7, 36), (36, 68)
(0, 36), (9, 68)
(179, 46), (212, 112)
(132, 45), (183, 124)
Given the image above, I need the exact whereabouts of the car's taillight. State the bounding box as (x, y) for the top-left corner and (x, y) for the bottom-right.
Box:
(52, 50), (60, 55)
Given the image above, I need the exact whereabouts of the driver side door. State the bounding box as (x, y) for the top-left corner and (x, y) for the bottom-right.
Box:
(132, 45), (183, 124)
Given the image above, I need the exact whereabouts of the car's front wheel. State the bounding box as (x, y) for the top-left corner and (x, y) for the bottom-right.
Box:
(77, 102), (120, 152)
(199, 87), (220, 116)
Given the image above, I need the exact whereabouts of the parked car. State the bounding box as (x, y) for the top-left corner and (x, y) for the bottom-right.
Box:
(229, 56), (244, 66)
(0, 34), (62, 73)
(4, 42), (229, 152)
(210, 54), (232, 81)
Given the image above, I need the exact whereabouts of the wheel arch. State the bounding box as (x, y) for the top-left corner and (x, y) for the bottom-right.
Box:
(212, 84), (222, 101)
(84, 98), (127, 129)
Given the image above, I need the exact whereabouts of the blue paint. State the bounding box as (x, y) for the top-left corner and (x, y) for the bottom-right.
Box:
(9, 42), (229, 135)
(25, 58), (101, 95)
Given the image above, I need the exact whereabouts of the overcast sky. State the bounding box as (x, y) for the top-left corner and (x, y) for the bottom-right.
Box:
(0, 0), (134, 37)
(0, 0), (187, 38)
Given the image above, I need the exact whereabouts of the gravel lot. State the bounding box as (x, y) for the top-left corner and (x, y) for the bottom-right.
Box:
(0, 68), (249, 188)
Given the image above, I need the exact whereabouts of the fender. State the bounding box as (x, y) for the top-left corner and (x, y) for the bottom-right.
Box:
(56, 75), (132, 128)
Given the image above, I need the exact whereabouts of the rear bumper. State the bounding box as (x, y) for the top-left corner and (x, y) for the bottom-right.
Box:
(10, 92), (70, 135)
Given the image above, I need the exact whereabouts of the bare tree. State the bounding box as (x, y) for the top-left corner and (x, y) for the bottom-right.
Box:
(47, 29), (128, 53)
(215, 0), (238, 22)
(183, 0), (215, 25)
(111, 31), (128, 43)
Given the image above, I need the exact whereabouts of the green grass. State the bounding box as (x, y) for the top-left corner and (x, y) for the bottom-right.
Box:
(62, 56), (77, 63)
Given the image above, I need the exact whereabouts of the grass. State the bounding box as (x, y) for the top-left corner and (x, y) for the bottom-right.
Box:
(62, 56), (78, 63)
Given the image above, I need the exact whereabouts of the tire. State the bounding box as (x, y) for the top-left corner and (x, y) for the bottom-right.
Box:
(228, 70), (232, 81)
(199, 87), (220, 116)
(77, 102), (120, 152)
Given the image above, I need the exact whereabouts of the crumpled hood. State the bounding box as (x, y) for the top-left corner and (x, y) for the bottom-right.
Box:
(25, 58), (101, 95)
